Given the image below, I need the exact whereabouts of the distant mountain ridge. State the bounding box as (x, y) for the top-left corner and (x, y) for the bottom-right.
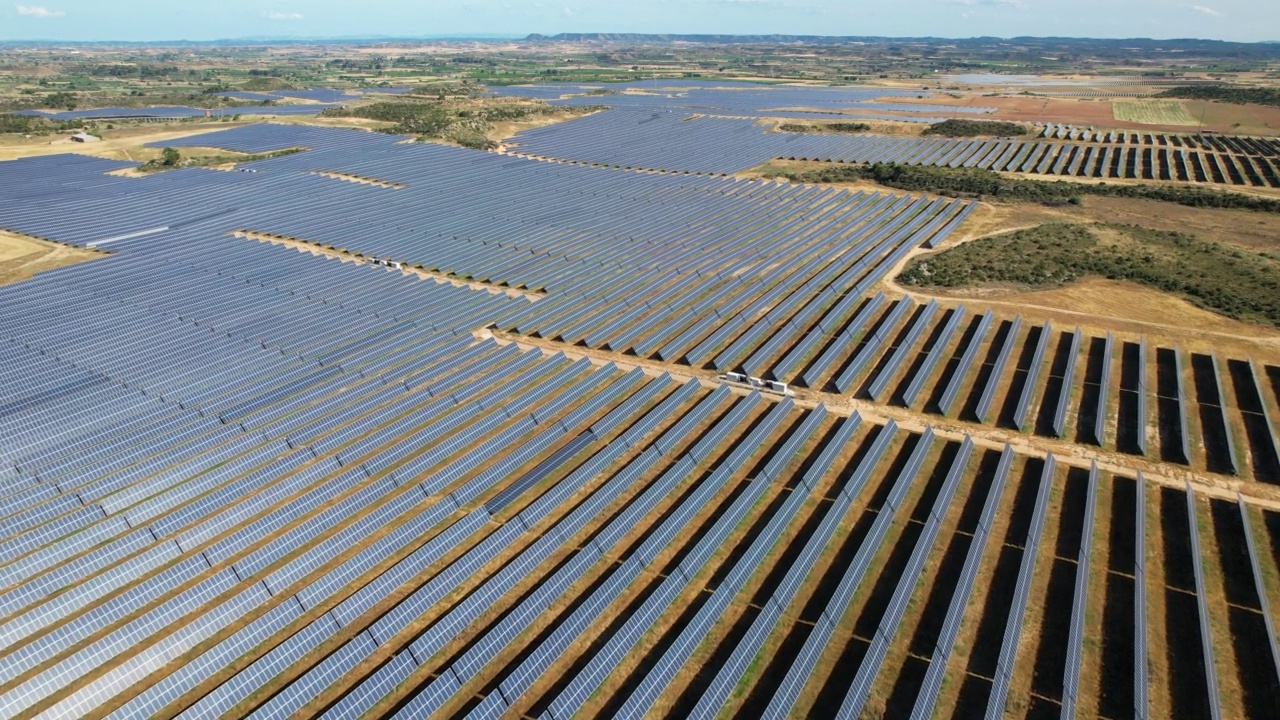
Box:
(0, 34), (1276, 48)
(524, 33), (1280, 47)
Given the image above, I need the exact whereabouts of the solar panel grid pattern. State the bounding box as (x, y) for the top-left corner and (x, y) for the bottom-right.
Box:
(0, 121), (1270, 719)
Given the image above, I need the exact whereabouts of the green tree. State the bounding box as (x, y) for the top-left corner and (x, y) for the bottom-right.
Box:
(44, 91), (77, 111)
(161, 147), (181, 167)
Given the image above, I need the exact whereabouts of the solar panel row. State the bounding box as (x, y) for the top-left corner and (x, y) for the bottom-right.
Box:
(1, 122), (1273, 719)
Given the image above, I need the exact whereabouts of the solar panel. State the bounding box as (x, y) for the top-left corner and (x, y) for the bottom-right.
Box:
(867, 299), (938, 401)
(912, 444), (1014, 719)
(1134, 472), (1149, 720)
(107, 598), (303, 720)
(1094, 332), (1114, 446)
(835, 436), (972, 719)
(833, 298), (915, 394)
(321, 650), (414, 720)
(1135, 338), (1148, 455)
(44, 583), (272, 720)
(762, 428), (931, 719)
(1012, 321), (1051, 430)
(1054, 328), (1083, 438)
(900, 305), (965, 408)
(974, 315), (1023, 424)
(1237, 494), (1280, 694)
(985, 453), (1055, 719)
(1184, 483), (1223, 720)
(248, 632), (379, 719)
(938, 310), (994, 415)
(1060, 462), (1098, 717)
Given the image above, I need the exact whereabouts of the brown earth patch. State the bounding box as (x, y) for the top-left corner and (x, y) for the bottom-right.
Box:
(0, 229), (104, 286)
(876, 94), (1280, 136)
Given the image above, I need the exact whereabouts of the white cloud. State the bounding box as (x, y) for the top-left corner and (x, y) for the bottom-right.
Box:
(1191, 4), (1222, 16)
(262, 10), (304, 20)
(15, 5), (65, 17)
(562, 5), (576, 16)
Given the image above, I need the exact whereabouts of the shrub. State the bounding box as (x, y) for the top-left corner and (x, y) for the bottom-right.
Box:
(900, 222), (1280, 326)
(1157, 85), (1280, 108)
(921, 119), (1029, 137)
(767, 162), (1280, 214)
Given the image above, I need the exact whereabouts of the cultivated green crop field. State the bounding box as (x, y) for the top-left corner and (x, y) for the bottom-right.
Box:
(1113, 99), (1199, 126)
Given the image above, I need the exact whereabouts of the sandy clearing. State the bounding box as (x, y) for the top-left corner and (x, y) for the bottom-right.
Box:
(0, 229), (104, 286)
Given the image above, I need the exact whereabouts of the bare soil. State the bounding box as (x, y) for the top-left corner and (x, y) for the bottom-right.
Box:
(877, 94), (1280, 136)
(0, 229), (103, 286)
(0, 121), (248, 162)
(871, 199), (1280, 359)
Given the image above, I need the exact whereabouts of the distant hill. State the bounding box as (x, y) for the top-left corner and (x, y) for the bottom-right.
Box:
(523, 34), (1280, 53)
(524, 33), (880, 43)
(0, 35), (1276, 53)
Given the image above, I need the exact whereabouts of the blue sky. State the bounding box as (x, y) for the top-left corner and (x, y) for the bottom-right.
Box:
(3, 1), (1275, 42)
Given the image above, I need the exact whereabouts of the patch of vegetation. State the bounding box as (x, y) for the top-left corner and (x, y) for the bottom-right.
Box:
(453, 131), (498, 150)
(325, 102), (452, 134)
(779, 121), (871, 133)
(137, 146), (304, 173)
(0, 113), (80, 135)
(44, 91), (79, 111)
(240, 76), (296, 92)
(921, 118), (1029, 137)
(1158, 85), (1280, 108)
(321, 99), (603, 147)
(409, 82), (481, 99)
(763, 162), (1280, 213)
(899, 222), (1280, 327)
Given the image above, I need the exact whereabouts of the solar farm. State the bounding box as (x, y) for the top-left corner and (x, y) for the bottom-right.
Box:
(501, 108), (1280, 185)
(8, 88), (410, 123)
(2, 70), (1280, 720)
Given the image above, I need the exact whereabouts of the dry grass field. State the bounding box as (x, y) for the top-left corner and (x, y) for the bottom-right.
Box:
(0, 229), (103, 285)
(0, 121), (249, 162)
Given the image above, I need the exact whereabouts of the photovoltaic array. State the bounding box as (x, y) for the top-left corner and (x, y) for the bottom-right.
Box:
(0, 120), (1278, 720)
(504, 107), (1280, 185)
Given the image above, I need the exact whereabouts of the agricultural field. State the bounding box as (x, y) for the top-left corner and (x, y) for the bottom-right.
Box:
(1113, 100), (1200, 126)
(1, 35), (1280, 720)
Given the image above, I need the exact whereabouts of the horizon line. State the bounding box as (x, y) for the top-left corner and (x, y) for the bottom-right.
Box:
(2, 33), (1278, 45)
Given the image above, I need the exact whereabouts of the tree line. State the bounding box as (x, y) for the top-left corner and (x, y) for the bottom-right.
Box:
(765, 162), (1280, 213)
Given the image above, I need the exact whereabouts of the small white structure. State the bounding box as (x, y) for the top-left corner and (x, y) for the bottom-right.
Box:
(717, 373), (794, 397)
(70, 133), (100, 143)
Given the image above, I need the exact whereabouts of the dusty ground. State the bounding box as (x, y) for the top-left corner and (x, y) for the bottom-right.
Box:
(264, 115), (397, 131)
(0, 229), (103, 285)
(486, 327), (1280, 511)
(490, 108), (605, 148)
(915, 277), (1280, 351)
(877, 201), (1280, 360)
(1183, 99), (1280, 136)
(0, 121), (248, 162)
(874, 94), (1280, 136)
